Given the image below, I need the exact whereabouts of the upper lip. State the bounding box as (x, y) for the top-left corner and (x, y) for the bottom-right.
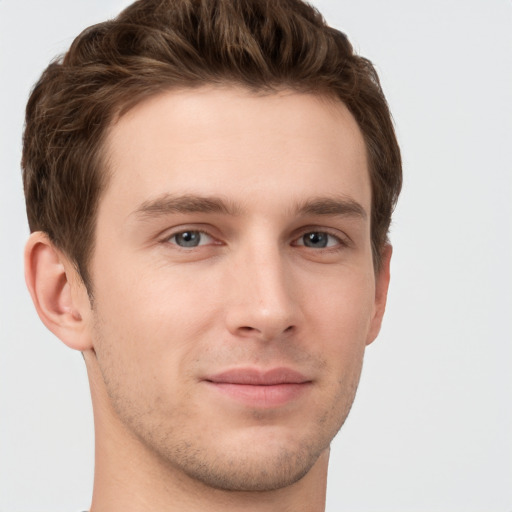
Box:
(204, 367), (311, 385)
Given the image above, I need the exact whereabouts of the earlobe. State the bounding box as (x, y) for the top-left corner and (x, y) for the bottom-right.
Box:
(366, 244), (392, 345)
(24, 232), (93, 351)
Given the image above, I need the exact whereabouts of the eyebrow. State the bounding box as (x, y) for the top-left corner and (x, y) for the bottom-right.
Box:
(132, 193), (367, 220)
(133, 194), (241, 219)
(295, 196), (367, 220)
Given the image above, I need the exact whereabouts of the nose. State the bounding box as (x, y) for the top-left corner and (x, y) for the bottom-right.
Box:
(224, 243), (299, 342)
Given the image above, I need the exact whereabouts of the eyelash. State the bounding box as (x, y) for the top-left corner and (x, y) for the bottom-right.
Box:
(164, 229), (216, 248)
(162, 227), (349, 251)
(293, 230), (348, 250)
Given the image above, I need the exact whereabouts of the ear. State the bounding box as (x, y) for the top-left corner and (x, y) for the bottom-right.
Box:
(366, 244), (392, 345)
(24, 231), (93, 351)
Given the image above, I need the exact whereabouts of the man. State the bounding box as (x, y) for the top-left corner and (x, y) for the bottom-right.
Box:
(22, 0), (401, 510)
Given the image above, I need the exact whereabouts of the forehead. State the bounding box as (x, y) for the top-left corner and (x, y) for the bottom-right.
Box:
(100, 86), (370, 219)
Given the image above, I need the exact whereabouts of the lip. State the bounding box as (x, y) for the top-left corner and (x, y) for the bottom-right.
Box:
(203, 367), (312, 408)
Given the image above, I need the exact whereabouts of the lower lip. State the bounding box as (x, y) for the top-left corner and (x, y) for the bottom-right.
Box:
(204, 382), (311, 408)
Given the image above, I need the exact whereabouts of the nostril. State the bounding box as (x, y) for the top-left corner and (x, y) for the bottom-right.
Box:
(236, 324), (294, 338)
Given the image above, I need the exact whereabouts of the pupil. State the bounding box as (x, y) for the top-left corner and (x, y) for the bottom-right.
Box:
(304, 232), (327, 248)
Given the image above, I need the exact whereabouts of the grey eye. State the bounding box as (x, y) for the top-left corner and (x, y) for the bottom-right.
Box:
(173, 231), (203, 247)
(302, 232), (329, 248)
(296, 231), (344, 249)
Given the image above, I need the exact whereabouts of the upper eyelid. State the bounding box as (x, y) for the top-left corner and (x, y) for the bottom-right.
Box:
(167, 228), (211, 237)
(165, 228), (216, 244)
(159, 224), (217, 240)
(293, 231), (347, 248)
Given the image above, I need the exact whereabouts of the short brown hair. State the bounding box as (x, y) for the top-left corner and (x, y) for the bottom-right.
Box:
(22, 0), (402, 292)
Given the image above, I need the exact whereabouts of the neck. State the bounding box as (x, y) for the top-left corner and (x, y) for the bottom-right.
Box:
(86, 361), (329, 512)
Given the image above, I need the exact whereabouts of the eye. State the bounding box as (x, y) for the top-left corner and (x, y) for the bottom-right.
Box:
(168, 230), (213, 248)
(295, 231), (343, 249)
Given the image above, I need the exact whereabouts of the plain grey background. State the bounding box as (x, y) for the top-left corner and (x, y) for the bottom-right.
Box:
(1, 1), (511, 511)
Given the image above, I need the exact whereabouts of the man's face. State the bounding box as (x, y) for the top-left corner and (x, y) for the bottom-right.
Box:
(85, 86), (389, 491)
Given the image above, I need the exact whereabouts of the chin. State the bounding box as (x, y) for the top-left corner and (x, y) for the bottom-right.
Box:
(155, 423), (336, 492)
(176, 443), (326, 492)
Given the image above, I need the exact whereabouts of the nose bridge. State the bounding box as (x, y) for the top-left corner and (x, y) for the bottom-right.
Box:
(226, 234), (298, 340)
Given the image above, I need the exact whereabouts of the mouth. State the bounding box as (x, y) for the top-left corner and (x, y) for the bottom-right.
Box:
(203, 367), (313, 408)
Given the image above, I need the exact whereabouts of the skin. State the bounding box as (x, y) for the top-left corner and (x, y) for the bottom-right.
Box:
(25, 86), (391, 512)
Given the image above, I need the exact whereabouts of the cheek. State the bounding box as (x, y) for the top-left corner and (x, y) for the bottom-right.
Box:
(301, 268), (375, 391)
(307, 268), (376, 340)
(94, 250), (210, 327)
(90, 258), (223, 384)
